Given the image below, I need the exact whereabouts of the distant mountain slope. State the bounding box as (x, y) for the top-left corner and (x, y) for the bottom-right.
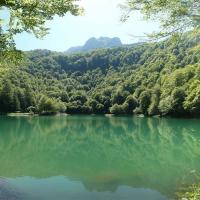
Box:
(66, 37), (122, 53)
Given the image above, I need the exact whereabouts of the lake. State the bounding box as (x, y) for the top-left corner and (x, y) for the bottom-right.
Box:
(0, 115), (200, 200)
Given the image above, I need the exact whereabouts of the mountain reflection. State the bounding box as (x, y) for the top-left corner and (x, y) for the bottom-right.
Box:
(0, 115), (200, 198)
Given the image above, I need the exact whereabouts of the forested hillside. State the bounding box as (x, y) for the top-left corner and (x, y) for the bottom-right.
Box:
(0, 32), (200, 116)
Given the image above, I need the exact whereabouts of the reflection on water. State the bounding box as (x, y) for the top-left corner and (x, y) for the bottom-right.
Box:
(0, 178), (22, 200)
(6, 177), (166, 200)
(0, 115), (200, 200)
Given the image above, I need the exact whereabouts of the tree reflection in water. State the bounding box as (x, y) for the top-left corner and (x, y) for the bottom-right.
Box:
(0, 115), (200, 199)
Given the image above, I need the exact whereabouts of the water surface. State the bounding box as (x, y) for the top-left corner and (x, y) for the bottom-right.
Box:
(0, 115), (200, 200)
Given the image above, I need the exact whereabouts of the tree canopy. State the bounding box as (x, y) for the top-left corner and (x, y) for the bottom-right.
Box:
(0, 31), (199, 116)
(122, 0), (200, 38)
(0, 0), (82, 51)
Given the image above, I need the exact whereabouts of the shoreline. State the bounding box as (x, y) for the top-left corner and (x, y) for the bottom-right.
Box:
(1, 112), (200, 119)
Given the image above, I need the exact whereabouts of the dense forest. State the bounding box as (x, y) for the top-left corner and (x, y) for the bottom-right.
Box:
(0, 31), (199, 116)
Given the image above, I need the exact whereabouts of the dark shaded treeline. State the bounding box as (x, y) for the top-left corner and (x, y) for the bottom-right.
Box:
(0, 31), (199, 116)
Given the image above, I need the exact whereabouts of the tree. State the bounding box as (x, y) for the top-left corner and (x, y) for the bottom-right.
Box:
(184, 80), (200, 114)
(171, 87), (186, 114)
(87, 99), (105, 114)
(148, 87), (160, 116)
(110, 104), (125, 115)
(124, 95), (138, 114)
(112, 90), (130, 105)
(139, 91), (151, 115)
(122, 0), (200, 38)
(0, 80), (14, 112)
(0, 0), (82, 51)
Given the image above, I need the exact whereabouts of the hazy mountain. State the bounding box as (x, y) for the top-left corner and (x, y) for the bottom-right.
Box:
(66, 37), (122, 53)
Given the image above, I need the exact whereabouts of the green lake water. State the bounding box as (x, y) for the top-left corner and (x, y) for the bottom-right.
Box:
(0, 115), (200, 200)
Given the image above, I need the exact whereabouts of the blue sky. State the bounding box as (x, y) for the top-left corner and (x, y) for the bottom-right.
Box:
(13, 0), (159, 51)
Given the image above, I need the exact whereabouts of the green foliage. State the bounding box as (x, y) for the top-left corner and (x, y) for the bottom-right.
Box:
(124, 95), (138, 114)
(139, 91), (151, 115)
(110, 103), (126, 115)
(121, 0), (200, 38)
(0, 0), (82, 52)
(176, 184), (200, 200)
(184, 80), (200, 114)
(148, 87), (160, 116)
(0, 31), (199, 116)
(33, 94), (66, 114)
(0, 79), (14, 112)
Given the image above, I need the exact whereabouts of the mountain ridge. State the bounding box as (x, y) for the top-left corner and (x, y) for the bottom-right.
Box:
(66, 36), (123, 54)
